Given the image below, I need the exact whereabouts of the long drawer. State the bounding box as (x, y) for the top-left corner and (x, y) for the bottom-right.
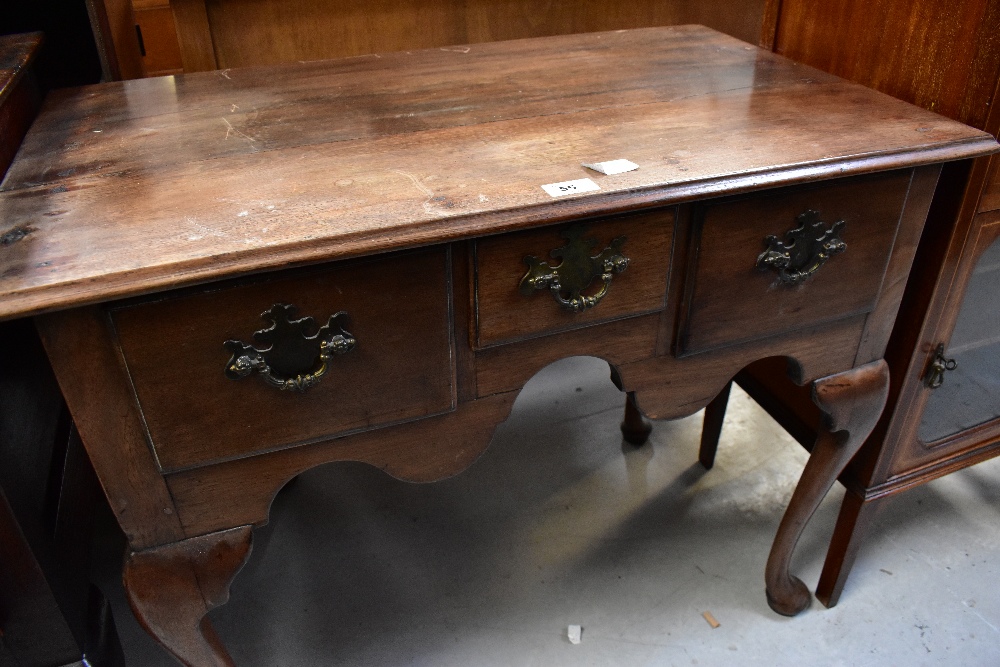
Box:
(112, 249), (454, 472)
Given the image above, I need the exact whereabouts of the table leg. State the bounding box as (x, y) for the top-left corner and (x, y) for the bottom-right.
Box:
(816, 488), (885, 608)
(123, 526), (253, 666)
(764, 360), (888, 616)
(620, 391), (653, 445)
(698, 381), (732, 470)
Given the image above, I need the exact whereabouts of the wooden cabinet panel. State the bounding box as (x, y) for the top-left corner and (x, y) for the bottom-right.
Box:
(773, 0), (1000, 130)
(677, 171), (912, 356)
(887, 213), (1000, 476)
(198, 0), (769, 70)
(474, 210), (673, 348)
(112, 249), (454, 472)
(134, 6), (184, 75)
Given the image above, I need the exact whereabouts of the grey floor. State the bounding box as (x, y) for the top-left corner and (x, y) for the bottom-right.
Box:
(98, 356), (1000, 666)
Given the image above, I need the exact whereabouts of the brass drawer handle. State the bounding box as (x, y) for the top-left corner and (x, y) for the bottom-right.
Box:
(224, 304), (355, 392)
(519, 223), (629, 312)
(924, 343), (957, 389)
(756, 210), (846, 285)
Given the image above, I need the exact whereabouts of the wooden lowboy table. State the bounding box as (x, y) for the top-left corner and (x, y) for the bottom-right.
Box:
(0, 26), (996, 665)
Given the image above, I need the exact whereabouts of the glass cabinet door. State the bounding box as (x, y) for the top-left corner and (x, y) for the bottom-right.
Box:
(918, 235), (1000, 443)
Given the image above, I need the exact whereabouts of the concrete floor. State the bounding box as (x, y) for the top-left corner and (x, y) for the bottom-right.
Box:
(98, 356), (1000, 666)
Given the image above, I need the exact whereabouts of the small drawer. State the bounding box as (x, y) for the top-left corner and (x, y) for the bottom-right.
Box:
(473, 209), (674, 347)
(677, 170), (912, 356)
(112, 249), (454, 472)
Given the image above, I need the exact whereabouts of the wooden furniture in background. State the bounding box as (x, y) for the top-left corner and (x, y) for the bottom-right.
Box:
(0, 32), (123, 667)
(703, 0), (1000, 608)
(87, 0), (776, 78)
(0, 34), (43, 173)
(1, 27), (994, 664)
(132, 0), (184, 76)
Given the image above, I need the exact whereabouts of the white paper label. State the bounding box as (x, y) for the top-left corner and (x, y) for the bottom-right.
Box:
(582, 159), (639, 175)
(541, 178), (600, 198)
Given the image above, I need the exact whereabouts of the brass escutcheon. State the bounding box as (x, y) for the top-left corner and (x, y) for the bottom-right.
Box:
(224, 304), (355, 392)
(756, 210), (847, 285)
(519, 223), (629, 312)
(924, 343), (957, 389)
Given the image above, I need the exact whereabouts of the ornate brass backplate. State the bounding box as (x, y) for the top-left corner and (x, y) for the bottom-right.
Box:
(224, 304), (355, 392)
(756, 210), (847, 285)
(519, 224), (629, 312)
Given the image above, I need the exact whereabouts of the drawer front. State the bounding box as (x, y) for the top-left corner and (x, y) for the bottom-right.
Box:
(113, 249), (454, 472)
(677, 171), (912, 356)
(474, 209), (674, 347)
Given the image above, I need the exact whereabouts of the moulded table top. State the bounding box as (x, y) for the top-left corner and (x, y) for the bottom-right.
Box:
(0, 25), (996, 319)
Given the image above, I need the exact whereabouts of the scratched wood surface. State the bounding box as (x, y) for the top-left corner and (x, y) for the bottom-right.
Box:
(0, 25), (995, 320)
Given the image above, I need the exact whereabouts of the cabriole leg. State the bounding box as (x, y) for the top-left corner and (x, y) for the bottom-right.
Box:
(123, 526), (253, 666)
(764, 360), (888, 616)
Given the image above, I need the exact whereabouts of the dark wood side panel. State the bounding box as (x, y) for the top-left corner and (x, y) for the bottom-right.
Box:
(980, 155), (1000, 213)
(35, 308), (185, 550)
(854, 165), (942, 365)
(0, 487), (81, 666)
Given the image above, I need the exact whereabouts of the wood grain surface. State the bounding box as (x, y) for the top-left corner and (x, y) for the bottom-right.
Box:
(773, 0), (1000, 130)
(0, 26), (995, 321)
(196, 0), (769, 69)
(35, 307), (186, 549)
